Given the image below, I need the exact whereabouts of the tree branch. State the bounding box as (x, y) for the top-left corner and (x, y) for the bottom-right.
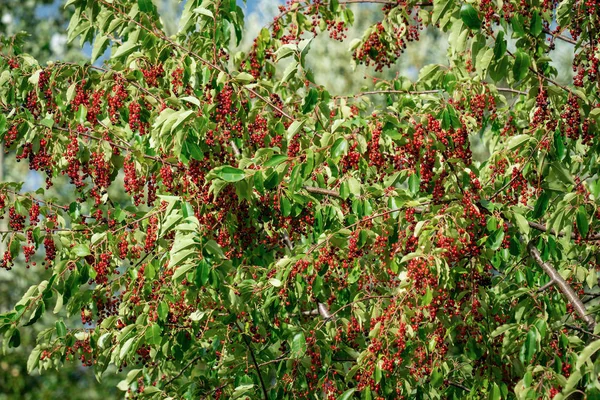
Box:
(235, 321), (269, 400)
(528, 242), (596, 329)
(564, 324), (600, 340)
(537, 279), (555, 293)
(164, 355), (202, 387)
(303, 186), (342, 198)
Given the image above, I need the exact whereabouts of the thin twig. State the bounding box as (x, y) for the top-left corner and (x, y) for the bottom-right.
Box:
(448, 381), (471, 392)
(537, 280), (555, 293)
(235, 321), (269, 400)
(564, 324), (600, 340)
(164, 354), (203, 386)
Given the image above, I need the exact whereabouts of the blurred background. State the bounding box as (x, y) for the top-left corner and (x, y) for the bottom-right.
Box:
(0, 0), (574, 398)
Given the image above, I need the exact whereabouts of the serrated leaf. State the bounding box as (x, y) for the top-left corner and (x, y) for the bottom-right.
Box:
(119, 337), (136, 360)
(532, 192), (550, 219)
(520, 327), (538, 363)
(144, 323), (162, 345)
(494, 31), (507, 59)
(215, 166), (245, 182)
(24, 302), (45, 327)
(576, 339), (600, 369)
(172, 260), (195, 280)
(91, 35), (108, 63)
(513, 51), (530, 82)
(235, 72), (254, 83)
(158, 302), (169, 321)
(53, 292), (63, 314)
(112, 40), (139, 59)
(56, 320), (66, 337)
(73, 244), (91, 257)
(576, 206), (589, 238)
(290, 332), (306, 358)
(8, 329), (20, 348)
(193, 6), (214, 18)
(181, 96), (200, 107)
(264, 154), (288, 168)
(331, 138), (348, 158)
(204, 239), (225, 259)
(269, 278), (282, 287)
(487, 229), (505, 250)
(460, 4), (481, 30)
(514, 213), (530, 236)
(338, 388), (356, 400)
(530, 11), (543, 36)
(286, 120), (304, 141)
(138, 0), (155, 12)
(26, 347), (41, 373)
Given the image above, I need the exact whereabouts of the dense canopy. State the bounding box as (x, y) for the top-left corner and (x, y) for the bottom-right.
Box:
(1, 0), (600, 399)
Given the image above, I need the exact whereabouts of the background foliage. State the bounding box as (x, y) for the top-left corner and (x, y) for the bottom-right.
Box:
(1, 0), (600, 399)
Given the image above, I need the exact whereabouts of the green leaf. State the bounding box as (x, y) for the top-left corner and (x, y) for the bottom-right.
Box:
(302, 88), (318, 114)
(556, 0), (572, 27)
(53, 292), (63, 314)
(520, 327), (538, 364)
(554, 128), (565, 160)
(193, 6), (214, 18)
(24, 302), (45, 327)
(27, 348), (41, 373)
(216, 166), (245, 182)
(514, 213), (530, 236)
(183, 140), (204, 161)
(576, 206), (589, 238)
(204, 240), (225, 259)
(530, 11), (543, 36)
(91, 35), (108, 63)
(157, 302), (169, 321)
(172, 261), (195, 281)
(280, 196), (291, 217)
(494, 31), (507, 59)
(268, 278), (282, 287)
(408, 173), (420, 195)
(513, 51), (530, 82)
(194, 259), (210, 287)
(489, 383), (501, 400)
(486, 229), (505, 251)
(290, 332), (306, 358)
(575, 339), (600, 369)
(511, 15), (525, 37)
(432, 0), (453, 24)
(119, 337), (136, 360)
(8, 329), (20, 348)
(56, 320), (67, 337)
(73, 244), (91, 257)
(330, 138), (349, 158)
(264, 155), (288, 168)
(112, 40), (139, 59)
(286, 120), (304, 141)
(138, 0), (155, 13)
(532, 192), (550, 219)
(234, 72), (254, 83)
(338, 388), (356, 400)
(40, 117), (55, 129)
(460, 4), (481, 30)
(144, 323), (162, 345)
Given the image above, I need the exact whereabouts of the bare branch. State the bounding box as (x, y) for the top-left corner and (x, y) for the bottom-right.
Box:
(537, 280), (556, 293)
(528, 242), (596, 330)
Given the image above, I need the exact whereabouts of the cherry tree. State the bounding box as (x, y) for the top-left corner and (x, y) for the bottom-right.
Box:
(1, 0), (600, 398)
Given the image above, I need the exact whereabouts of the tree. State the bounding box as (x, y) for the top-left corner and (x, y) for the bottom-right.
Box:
(1, 0), (599, 398)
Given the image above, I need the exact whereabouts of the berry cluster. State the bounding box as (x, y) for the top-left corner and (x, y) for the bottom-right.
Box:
(141, 63), (165, 87)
